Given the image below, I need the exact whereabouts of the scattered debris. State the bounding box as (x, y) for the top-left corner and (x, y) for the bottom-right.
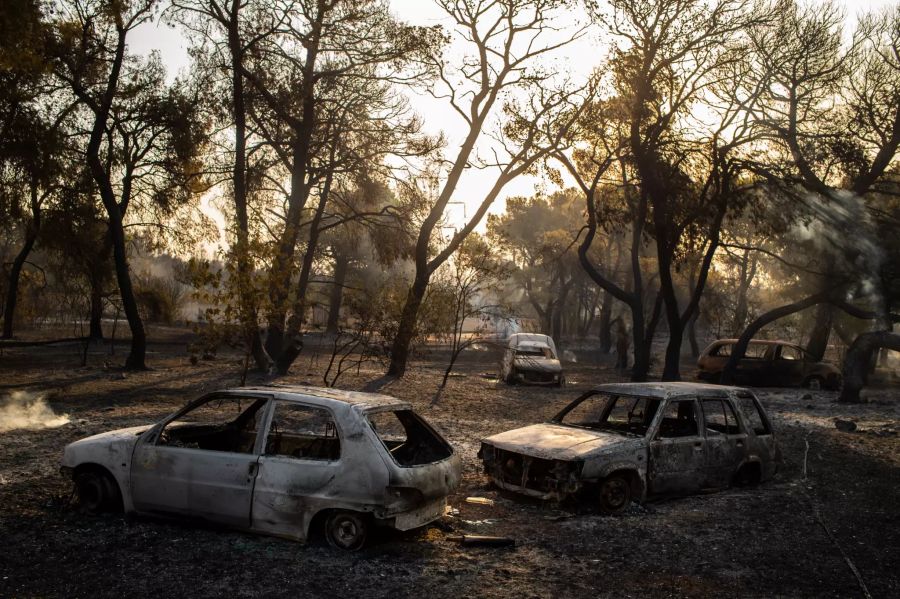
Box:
(460, 519), (497, 526)
(834, 419), (857, 432)
(447, 534), (515, 547)
(465, 497), (495, 506)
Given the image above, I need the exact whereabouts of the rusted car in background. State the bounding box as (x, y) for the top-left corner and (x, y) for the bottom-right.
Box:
(697, 339), (841, 390)
(479, 382), (781, 513)
(500, 332), (565, 386)
(61, 386), (461, 550)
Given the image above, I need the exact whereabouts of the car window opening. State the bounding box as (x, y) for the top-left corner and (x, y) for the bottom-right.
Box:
(368, 410), (452, 466)
(157, 397), (267, 454)
(702, 399), (741, 435)
(556, 393), (661, 437)
(736, 393), (772, 435)
(266, 401), (341, 460)
(516, 347), (553, 358)
(657, 400), (699, 438)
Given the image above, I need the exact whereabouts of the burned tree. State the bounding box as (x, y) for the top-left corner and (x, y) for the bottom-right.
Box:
(387, 0), (587, 378)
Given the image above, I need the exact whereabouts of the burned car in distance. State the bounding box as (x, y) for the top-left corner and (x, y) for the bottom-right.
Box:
(479, 382), (781, 513)
(697, 339), (842, 390)
(61, 386), (461, 550)
(499, 332), (565, 386)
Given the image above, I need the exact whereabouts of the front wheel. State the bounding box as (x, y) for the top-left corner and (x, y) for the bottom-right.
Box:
(74, 469), (121, 514)
(325, 511), (369, 551)
(803, 375), (824, 391)
(598, 474), (632, 514)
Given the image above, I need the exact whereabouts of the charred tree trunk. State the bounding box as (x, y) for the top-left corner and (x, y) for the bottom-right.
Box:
(732, 251), (757, 335)
(88, 283), (104, 340)
(2, 234), (37, 339)
(839, 331), (900, 403)
(687, 309), (700, 358)
(274, 172), (333, 374)
(388, 271), (430, 377)
(551, 276), (572, 345)
(2, 179), (41, 339)
(598, 289), (613, 353)
(78, 25), (146, 370)
(805, 303), (834, 362)
(325, 254), (349, 335)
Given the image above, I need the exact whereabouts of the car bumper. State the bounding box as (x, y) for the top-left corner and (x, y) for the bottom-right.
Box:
(387, 498), (447, 531)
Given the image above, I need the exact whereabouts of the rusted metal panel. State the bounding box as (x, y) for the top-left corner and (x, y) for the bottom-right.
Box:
(480, 383), (781, 507)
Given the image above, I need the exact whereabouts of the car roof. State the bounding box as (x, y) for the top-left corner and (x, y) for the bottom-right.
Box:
(593, 381), (746, 399)
(228, 385), (410, 411)
(711, 338), (798, 348)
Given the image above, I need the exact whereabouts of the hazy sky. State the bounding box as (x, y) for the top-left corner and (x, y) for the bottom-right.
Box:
(127, 0), (896, 244)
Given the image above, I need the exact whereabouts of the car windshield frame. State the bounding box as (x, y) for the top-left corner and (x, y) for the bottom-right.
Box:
(550, 391), (660, 438)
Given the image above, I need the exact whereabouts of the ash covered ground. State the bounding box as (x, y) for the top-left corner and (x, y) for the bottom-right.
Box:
(0, 329), (898, 598)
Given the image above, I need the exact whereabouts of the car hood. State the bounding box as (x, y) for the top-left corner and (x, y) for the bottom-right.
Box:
(483, 423), (642, 461)
(69, 424), (153, 446)
(61, 424), (152, 468)
(512, 357), (562, 373)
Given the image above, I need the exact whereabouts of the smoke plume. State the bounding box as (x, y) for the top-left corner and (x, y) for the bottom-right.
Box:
(0, 391), (70, 433)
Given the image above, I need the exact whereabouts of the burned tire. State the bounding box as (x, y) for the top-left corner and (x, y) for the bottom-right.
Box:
(505, 369), (518, 385)
(597, 474), (632, 514)
(325, 511), (369, 551)
(803, 375), (824, 391)
(733, 463), (762, 487)
(74, 468), (121, 514)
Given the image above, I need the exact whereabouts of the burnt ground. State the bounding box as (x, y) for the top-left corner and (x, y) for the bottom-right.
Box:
(0, 327), (898, 598)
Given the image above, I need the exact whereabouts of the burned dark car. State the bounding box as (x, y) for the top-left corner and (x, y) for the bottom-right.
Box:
(479, 382), (781, 513)
(697, 339), (841, 390)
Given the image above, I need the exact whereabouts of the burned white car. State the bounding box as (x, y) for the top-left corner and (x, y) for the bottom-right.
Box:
(500, 333), (564, 386)
(61, 386), (461, 550)
(479, 382), (781, 513)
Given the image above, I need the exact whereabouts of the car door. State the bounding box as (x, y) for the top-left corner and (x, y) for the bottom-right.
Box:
(648, 398), (705, 495)
(700, 397), (748, 487)
(769, 345), (805, 386)
(251, 400), (348, 540)
(130, 394), (270, 528)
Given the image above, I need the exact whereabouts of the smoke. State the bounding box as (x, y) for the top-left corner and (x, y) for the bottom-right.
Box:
(0, 391), (70, 433)
(794, 190), (886, 315)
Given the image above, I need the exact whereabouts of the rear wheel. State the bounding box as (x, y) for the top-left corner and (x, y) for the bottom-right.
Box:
(598, 474), (632, 514)
(803, 375), (824, 391)
(325, 511), (369, 551)
(74, 468), (121, 514)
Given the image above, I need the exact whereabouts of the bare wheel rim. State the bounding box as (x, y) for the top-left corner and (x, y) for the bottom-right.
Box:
(601, 477), (629, 510)
(807, 377), (822, 390)
(327, 513), (366, 550)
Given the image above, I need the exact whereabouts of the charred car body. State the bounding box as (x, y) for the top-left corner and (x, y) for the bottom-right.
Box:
(500, 333), (564, 386)
(479, 382), (780, 513)
(697, 339), (841, 390)
(61, 386), (461, 550)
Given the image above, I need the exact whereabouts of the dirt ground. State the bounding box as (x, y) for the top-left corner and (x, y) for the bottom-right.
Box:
(1, 328), (898, 598)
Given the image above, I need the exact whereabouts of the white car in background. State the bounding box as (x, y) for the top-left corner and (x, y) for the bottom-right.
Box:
(500, 333), (564, 386)
(60, 386), (461, 550)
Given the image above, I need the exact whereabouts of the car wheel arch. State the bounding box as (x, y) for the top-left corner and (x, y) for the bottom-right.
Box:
(588, 465), (646, 501)
(732, 459), (763, 487)
(73, 463), (124, 512)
